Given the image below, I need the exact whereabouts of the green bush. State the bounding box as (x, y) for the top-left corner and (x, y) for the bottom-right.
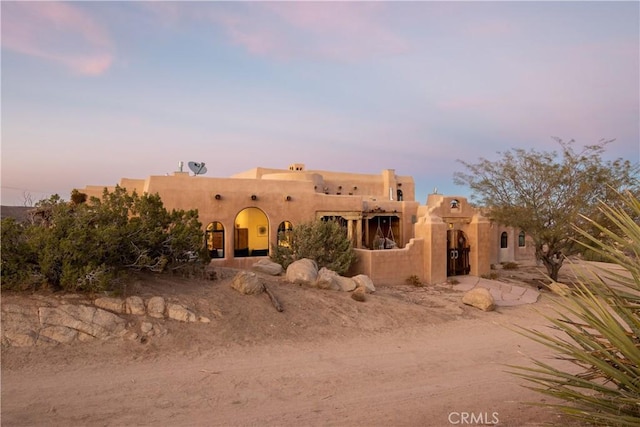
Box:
(0, 218), (41, 290)
(270, 219), (357, 275)
(1, 187), (204, 292)
(511, 190), (640, 426)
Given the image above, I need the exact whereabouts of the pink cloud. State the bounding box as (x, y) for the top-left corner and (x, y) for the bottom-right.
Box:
(211, 3), (409, 61)
(2, 2), (114, 76)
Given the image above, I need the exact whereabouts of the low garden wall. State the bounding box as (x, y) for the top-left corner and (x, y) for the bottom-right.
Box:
(350, 238), (424, 286)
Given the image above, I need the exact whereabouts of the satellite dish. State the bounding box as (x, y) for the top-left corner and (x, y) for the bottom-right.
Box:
(188, 161), (207, 176)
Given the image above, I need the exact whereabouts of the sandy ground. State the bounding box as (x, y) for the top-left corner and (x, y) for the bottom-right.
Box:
(1, 265), (583, 426)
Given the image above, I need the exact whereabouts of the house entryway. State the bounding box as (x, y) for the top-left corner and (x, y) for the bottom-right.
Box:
(447, 229), (470, 276)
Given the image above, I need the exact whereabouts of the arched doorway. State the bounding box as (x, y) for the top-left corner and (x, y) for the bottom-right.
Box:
(447, 229), (470, 276)
(205, 222), (225, 258)
(234, 207), (269, 257)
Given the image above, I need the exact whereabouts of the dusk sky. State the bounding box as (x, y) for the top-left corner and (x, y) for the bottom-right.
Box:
(2, 1), (639, 206)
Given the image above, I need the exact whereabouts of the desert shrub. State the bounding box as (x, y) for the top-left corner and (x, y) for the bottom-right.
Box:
(511, 190), (640, 426)
(0, 218), (40, 290)
(502, 261), (519, 270)
(406, 275), (423, 287)
(1, 187), (204, 292)
(270, 219), (357, 275)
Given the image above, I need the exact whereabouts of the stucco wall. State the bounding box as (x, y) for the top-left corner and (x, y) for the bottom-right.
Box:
(77, 166), (536, 286)
(350, 238), (424, 285)
(490, 225), (536, 266)
(468, 215), (492, 277)
(414, 214), (447, 284)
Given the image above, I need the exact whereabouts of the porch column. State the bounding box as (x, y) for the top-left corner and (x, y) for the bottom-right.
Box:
(364, 218), (370, 249)
(347, 219), (355, 247)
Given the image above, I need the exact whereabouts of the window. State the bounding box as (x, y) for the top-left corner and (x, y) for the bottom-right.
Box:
(500, 232), (508, 248)
(277, 221), (293, 247)
(518, 231), (526, 247)
(206, 221), (225, 258)
(450, 199), (460, 209)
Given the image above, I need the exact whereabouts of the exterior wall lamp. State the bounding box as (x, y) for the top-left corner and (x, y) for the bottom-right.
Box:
(214, 194), (222, 200)
(284, 195), (292, 201)
(251, 194), (257, 201)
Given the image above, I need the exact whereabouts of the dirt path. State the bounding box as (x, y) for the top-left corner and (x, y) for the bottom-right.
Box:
(2, 298), (575, 426)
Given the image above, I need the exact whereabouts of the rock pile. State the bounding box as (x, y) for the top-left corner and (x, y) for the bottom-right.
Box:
(284, 259), (375, 295)
(1, 295), (210, 348)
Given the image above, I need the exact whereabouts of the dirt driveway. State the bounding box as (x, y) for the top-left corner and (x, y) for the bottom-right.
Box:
(2, 266), (582, 426)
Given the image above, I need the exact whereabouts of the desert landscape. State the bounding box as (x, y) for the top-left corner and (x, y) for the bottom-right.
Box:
(1, 263), (585, 426)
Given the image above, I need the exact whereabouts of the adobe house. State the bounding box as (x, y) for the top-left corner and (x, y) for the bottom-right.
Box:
(81, 163), (534, 285)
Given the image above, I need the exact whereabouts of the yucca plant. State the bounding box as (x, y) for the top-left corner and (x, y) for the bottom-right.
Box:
(510, 190), (640, 426)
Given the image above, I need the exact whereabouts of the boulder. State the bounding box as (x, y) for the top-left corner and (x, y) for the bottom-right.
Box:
(124, 331), (140, 341)
(38, 304), (126, 339)
(336, 276), (357, 292)
(166, 303), (197, 322)
(231, 271), (265, 295)
(125, 296), (146, 315)
(462, 287), (495, 312)
(94, 297), (125, 314)
(140, 322), (154, 334)
(38, 325), (78, 344)
(147, 296), (166, 319)
(315, 267), (341, 290)
(252, 259), (283, 276)
(285, 259), (318, 286)
(1, 304), (39, 347)
(3, 329), (37, 347)
(351, 286), (367, 302)
(152, 323), (168, 337)
(352, 275), (376, 293)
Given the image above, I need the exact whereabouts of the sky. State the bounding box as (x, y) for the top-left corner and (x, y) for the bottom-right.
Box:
(2, 1), (639, 206)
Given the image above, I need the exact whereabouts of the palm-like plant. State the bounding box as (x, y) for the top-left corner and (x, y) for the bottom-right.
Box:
(511, 190), (640, 426)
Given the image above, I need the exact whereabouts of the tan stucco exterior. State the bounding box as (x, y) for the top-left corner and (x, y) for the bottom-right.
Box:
(81, 163), (533, 285)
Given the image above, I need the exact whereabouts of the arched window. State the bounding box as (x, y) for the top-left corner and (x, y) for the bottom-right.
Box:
(206, 222), (225, 258)
(396, 189), (403, 201)
(500, 232), (508, 248)
(450, 199), (460, 209)
(518, 231), (526, 247)
(277, 221), (293, 247)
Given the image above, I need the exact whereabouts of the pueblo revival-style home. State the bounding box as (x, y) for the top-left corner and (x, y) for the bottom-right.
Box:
(81, 163), (534, 285)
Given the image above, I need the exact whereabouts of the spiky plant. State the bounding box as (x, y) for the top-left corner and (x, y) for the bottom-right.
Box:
(510, 190), (640, 426)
